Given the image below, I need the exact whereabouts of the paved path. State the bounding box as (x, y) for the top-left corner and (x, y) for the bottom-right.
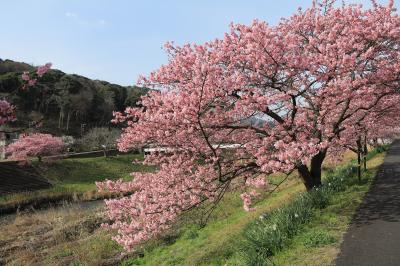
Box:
(336, 140), (400, 266)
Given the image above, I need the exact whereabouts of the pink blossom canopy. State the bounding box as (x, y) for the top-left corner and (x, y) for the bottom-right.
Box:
(99, 1), (400, 251)
(6, 133), (65, 161)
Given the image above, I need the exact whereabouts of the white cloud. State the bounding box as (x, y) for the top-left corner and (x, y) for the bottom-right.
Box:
(65, 12), (108, 27)
(65, 12), (77, 18)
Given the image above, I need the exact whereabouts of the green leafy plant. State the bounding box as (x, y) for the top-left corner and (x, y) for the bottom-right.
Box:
(302, 230), (336, 248)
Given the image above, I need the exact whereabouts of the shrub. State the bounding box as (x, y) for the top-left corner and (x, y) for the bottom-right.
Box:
(76, 127), (120, 152)
(61, 135), (75, 150)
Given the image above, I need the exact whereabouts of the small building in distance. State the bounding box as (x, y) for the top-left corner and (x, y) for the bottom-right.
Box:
(0, 132), (19, 160)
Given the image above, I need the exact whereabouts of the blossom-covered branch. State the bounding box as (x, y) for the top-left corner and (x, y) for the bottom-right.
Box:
(99, 0), (400, 251)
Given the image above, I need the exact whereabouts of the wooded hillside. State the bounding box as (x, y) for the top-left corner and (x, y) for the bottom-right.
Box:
(0, 59), (148, 136)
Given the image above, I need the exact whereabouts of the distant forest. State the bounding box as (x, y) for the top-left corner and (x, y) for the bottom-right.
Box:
(0, 59), (148, 136)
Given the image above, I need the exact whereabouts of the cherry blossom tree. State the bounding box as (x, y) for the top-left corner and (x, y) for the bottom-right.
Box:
(6, 133), (65, 162)
(365, 99), (400, 145)
(98, 0), (400, 251)
(330, 94), (400, 179)
(0, 63), (52, 128)
(0, 100), (15, 126)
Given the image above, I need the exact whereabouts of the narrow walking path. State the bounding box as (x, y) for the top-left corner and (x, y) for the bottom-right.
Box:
(336, 140), (400, 266)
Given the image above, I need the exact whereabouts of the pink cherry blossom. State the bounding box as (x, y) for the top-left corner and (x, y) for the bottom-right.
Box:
(99, 0), (400, 251)
(21, 71), (30, 81)
(6, 133), (65, 162)
(241, 192), (256, 212)
(28, 78), (37, 87)
(21, 63), (51, 90)
(36, 63), (52, 77)
(0, 100), (15, 126)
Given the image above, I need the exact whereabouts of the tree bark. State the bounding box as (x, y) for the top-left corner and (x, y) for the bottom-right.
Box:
(297, 150), (326, 191)
(58, 111), (62, 129)
(363, 134), (368, 171)
(66, 112), (71, 132)
(357, 137), (362, 182)
(58, 109), (64, 129)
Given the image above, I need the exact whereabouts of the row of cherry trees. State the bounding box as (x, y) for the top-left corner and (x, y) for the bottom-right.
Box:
(97, 0), (400, 251)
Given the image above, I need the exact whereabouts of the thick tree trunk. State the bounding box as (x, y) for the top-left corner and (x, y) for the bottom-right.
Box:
(297, 150), (326, 191)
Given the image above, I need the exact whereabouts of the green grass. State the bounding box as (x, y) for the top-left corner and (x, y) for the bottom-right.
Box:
(301, 230), (336, 248)
(119, 148), (385, 266)
(0, 153), (153, 207)
(270, 181), (374, 265)
(253, 151), (386, 266)
(42, 153), (152, 191)
(121, 181), (303, 266)
(0, 148), (386, 265)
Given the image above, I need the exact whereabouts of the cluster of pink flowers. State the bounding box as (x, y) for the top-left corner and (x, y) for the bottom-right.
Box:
(245, 176), (267, 189)
(238, 176), (268, 211)
(21, 62), (52, 89)
(21, 72), (37, 87)
(0, 100), (15, 126)
(6, 133), (65, 162)
(240, 193), (256, 212)
(97, 154), (219, 250)
(36, 63), (52, 77)
(99, 0), (400, 251)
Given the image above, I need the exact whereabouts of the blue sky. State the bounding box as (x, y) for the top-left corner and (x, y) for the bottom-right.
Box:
(0, 0), (396, 86)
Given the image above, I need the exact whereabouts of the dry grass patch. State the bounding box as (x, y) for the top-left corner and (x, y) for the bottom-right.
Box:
(0, 202), (126, 266)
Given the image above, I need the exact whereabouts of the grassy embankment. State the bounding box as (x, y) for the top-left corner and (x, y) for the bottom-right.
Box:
(236, 148), (386, 265)
(0, 169), (302, 265)
(116, 150), (384, 266)
(267, 151), (385, 265)
(0, 148), (385, 265)
(0, 153), (153, 211)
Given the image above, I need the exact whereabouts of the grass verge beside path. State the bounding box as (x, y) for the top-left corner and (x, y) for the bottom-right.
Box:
(119, 149), (382, 266)
(271, 150), (385, 266)
(119, 147), (380, 266)
(239, 149), (386, 266)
